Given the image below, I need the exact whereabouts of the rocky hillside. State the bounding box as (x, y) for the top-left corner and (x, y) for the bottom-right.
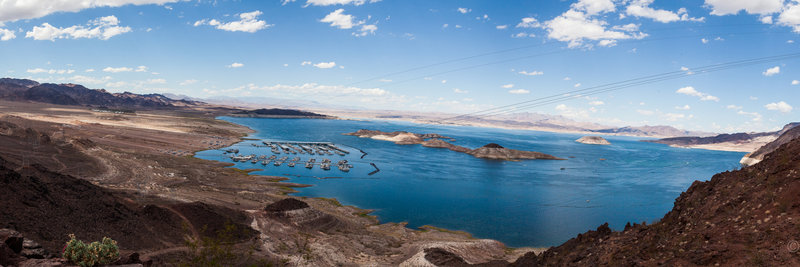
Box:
(232, 108), (331, 118)
(593, 125), (713, 138)
(508, 133), (800, 266)
(645, 122), (800, 153)
(0, 156), (256, 262)
(741, 123), (800, 166)
(0, 78), (201, 108)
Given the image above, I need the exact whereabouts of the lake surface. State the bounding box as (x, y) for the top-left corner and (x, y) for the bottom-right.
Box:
(196, 117), (745, 247)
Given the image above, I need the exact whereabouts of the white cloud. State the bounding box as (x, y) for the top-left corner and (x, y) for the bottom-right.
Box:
(765, 101), (793, 113)
(573, 0), (615, 15)
(103, 66), (133, 73)
(301, 61), (312, 66)
(313, 62), (336, 69)
(737, 110), (762, 121)
(589, 100), (605, 105)
(146, 78), (166, 84)
(518, 70), (543, 76)
(779, 2), (800, 32)
(574, 83), (582, 88)
(508, 89), (530, 94)
(496, 25), (508, 30)
(680, 66), (689, 71)
(180, 79), (198, 86)
(598, 39), (617, 47)
(0, 28), (15, 41)
(26, 15), (131, 41)
(675, 86), (719, 101)
(664, 113), (691, 121)
(726, 104), (742, 110)
(543, 8), (647, 48)
(701, 38), (709, 44)
(453, 88), (468, 94)
(761, 15), (774, 24)
(792, 80), (799, 85)
(512, 32), (536, 38)
(501, 84), (514, 89)
(320, 9), (360, 29)
(304, 0), (380, 6)
(516, 17), (540, 28)
(353, 24), (377, 37)
(763, 66), (780, 76)
(227, 62), (244, 68)
(457, 7), (471, 14)
(194, 10), (271, 33)
(675, 104), (691, 110)
(626, 0), (704, 23)
(27, 68), (75, 74)
(134, 65), (148, 72)
(704, 0), (784, 16)
(85, 68), (95, 72)
(69, 75), (112, 84)
(636, 109), (654, 115)
(0, 0), (181, 22)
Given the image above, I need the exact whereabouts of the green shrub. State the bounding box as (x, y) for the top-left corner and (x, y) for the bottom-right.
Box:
(62, 234), (120, 267)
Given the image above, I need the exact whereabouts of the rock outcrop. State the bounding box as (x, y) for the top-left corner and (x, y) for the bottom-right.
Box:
(265, 198), (352, 233)
(575, 136), (611, 145)
(740, 123), (800, 166)
(467, 143), (564, 161)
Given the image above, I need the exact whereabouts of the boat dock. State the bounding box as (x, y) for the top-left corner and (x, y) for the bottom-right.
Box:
(225, 140), (366, 172)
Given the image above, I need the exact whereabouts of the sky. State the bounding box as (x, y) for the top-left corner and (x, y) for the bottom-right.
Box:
(0, 0), (799, 132)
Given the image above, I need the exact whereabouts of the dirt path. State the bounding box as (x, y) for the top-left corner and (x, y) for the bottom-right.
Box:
(140, 246), (190, 259)
(161, 205), (200, 241)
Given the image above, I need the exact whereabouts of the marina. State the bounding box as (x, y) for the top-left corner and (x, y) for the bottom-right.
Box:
(228, 141), (356, 172)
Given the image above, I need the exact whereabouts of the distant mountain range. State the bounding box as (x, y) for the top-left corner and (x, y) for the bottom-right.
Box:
(0, 78), (201, 108)
(646, 122), (800, 153)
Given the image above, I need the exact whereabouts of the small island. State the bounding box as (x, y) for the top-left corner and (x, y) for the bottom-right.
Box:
(575, 136), (611, 145)
(345, 129), (563, 161)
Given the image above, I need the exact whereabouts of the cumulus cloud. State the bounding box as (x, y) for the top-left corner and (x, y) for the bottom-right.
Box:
(516, 17), (540, 28)
(0, 28), (15, 41)
(180, 79), (198, 86)
(676, 86), (719, 101)
(763, 66), (780, 76)
(518, 70), (543, 76)
(737, 110), (762, 121)
(457, 7), (471, 14)
(589, 100), (605, 105)
(704, 0), (784, 16)
(353, 24), (377, 37)
(765, 101), (793, 113)
(508, 89), (530, 94)
(726, 104), (742, 110)
(26, 15), (131, 41)
(544, 8), (647, 48)
(496, 25), (508, 30)
(227, 62), (244, 68)
(0, 0), (180, 22)
(675, 104), (691, 110)
(194, 11), (272, 33)
(792, 80), (799, 85)
(134, 65), (148, 72)
(626, 0), (704, 23)
(69, 75), (112, 84)
(320, 9), (360, 29)
(453, 88), (468, 94)
(501, 84), (514, 89)
(103, 66), (133, 73)
(313, 62), (336, 69)
(573, 0), (615, 15)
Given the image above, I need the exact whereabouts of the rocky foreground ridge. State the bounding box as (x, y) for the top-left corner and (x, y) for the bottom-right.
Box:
(345, 129), (563, 161)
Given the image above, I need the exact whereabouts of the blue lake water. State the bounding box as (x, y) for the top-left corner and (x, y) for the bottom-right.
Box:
(195, 117), (745, 247)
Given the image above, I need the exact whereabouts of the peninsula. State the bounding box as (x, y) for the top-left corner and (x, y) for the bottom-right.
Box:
(344, 129), (563, 161)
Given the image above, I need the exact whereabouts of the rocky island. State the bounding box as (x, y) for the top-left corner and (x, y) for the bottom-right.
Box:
(345, 129), (563, 161)
(575, 136), (611, 145)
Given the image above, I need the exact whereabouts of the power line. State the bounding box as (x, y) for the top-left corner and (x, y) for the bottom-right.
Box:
(434, 52), (800, 123)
